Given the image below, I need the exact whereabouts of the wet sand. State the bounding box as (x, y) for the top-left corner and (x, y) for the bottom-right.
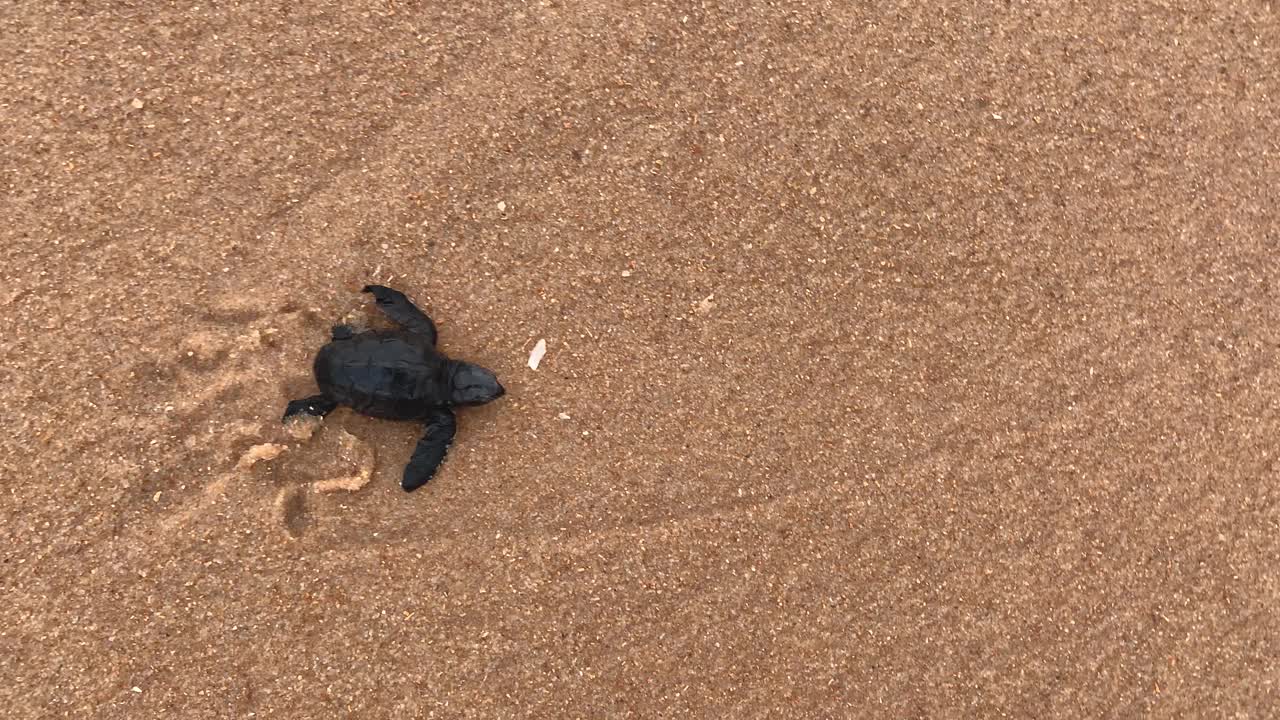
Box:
(4, 1), (1279, 716)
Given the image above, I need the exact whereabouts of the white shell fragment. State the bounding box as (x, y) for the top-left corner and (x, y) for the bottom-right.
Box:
(528, 338), (547, 370)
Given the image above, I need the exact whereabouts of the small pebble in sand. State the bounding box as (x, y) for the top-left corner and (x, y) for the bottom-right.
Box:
(558, 412), (571, 420)
(130, 98), (144, 110)
(528, 338), (547, 370)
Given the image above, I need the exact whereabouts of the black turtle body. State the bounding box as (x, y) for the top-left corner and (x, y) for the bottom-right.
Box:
(283, 285), (504, 492)
(315, 331), (451, 420)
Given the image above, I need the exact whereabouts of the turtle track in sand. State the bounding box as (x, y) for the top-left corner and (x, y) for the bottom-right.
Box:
(120, 289), (384, 542)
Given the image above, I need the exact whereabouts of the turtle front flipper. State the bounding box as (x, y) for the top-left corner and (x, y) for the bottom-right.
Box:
(283, 394), (338, 422)
(402, 408), (456, 491)
(363, 284), (438, 345)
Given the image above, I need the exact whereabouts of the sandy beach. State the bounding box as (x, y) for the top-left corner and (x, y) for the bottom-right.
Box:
(4, 1), (1278, 716)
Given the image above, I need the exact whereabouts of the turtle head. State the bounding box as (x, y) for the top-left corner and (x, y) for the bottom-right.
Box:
(449, 361), (505, 405)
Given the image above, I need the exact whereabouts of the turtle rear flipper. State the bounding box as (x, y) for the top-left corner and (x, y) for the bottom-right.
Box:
(363, 284), (438, 345)
(283, 394), (338, 422)
(402, 408), (456, 491)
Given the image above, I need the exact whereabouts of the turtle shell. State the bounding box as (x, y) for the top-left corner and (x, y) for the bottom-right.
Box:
(314, 331), (452, 420)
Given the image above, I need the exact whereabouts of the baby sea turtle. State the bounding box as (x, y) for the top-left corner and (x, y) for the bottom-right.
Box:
(283, 284), (505, 491)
